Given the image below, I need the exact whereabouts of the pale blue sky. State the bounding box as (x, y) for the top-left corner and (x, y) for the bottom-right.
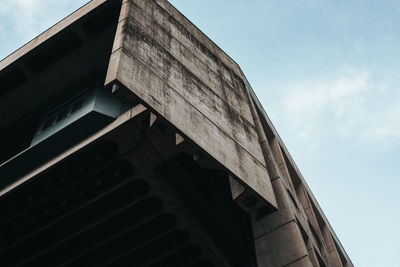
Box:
(1, 1), (399, 266)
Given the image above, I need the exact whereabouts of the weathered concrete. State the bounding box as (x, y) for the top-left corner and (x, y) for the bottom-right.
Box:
(103, 0), (353, 266)
(105, 0), (277, 209)
(0, 0), (353, 266)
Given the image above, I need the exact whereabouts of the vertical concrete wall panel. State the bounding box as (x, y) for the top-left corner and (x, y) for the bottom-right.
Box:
(127, 0), (254, 123)
(253, 178), (295, 238)
(107, 48), (277, 207)
(286, 256), (314, 267)
(256, 221), (309, 267)
(152, 0), (246, 89)
(131, 0), (248, 100)
(103, 0), (355, 265)
(118, 19), (263, 162)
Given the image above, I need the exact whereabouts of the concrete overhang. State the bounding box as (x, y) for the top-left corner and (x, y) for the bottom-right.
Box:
(0, 0), (278, 212)
(0, 0), (123, 163)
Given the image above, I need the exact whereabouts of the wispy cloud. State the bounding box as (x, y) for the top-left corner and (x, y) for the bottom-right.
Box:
(274, 67), (400, 142)
(0, 0), (86, 59)
(0, 0), (40, 38)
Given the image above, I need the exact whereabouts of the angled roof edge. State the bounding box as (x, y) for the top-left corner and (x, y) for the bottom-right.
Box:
(0, 0), (109, 71)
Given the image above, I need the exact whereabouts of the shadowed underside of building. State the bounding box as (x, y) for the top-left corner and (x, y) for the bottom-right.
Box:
(0, 0), (352, 266)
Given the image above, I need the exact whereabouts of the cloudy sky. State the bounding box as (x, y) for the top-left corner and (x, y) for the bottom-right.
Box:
(1, 0), (399, 266)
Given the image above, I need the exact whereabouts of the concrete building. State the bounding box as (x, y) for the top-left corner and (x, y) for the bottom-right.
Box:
(0, 0), (352, 266)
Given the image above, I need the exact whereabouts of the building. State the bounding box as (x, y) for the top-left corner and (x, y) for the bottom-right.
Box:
(0, 0), (352, 266)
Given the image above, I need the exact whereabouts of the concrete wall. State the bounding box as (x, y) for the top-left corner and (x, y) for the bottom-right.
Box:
(104, 0), (352, 266)
(0, 0), (353, 265)
(105, 0), (277, 209)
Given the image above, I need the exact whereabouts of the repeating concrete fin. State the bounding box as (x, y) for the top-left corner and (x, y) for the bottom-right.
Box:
(175, 132), (184, 146)
(149, 112), (157, 127)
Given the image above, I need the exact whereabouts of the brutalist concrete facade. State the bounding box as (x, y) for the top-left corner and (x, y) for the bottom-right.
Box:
(0, 0), (352, 266)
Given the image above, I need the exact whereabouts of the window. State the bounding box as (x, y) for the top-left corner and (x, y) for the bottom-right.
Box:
(36, 94), (85, 136)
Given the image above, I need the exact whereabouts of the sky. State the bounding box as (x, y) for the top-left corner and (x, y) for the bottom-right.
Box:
(1, 0), (399, 266)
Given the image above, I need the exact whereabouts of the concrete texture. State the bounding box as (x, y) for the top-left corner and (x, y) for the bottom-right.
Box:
(0, 0), (353, 266)
(105, 0), (277, 209)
